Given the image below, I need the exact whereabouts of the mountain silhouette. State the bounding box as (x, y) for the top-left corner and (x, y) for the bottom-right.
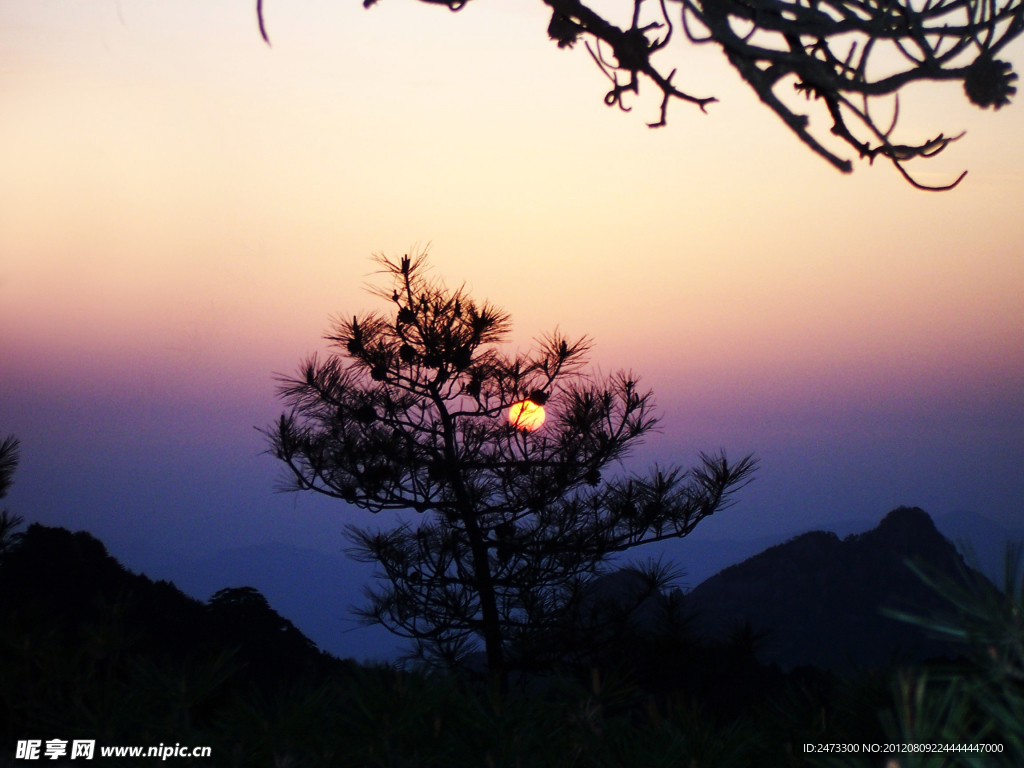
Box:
(146, 541), (400, 661)
(681, 506), (984, 671)
(0, 524), (346, 691)
(96, 508), (1018, 663)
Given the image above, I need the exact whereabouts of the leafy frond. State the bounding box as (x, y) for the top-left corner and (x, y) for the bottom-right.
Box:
(0, 433), (20, 500)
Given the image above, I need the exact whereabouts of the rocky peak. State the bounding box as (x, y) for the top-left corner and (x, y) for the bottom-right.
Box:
(679, 507), (981, 671)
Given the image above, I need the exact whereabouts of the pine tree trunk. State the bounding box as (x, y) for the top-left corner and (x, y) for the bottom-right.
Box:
(462, 513), (507, 693)
(436, 396), (508, 693)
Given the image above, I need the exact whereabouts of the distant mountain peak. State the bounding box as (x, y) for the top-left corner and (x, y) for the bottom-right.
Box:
(874, 505), (941, 536)
(853, 505), (957, 562)
(680, 507), (979, 672)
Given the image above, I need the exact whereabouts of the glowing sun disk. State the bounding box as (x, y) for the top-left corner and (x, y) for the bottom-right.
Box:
(508, 400), (546, 431)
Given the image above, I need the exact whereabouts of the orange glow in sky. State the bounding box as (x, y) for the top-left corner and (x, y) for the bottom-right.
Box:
(1, 0), (1022, 544)
(2, 1), (1020, 397)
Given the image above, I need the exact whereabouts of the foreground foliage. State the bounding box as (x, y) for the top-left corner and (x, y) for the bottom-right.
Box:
(3, 530), (1022, 766)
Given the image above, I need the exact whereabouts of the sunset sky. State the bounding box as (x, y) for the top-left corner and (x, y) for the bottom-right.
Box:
(2, 1), (1022, 655)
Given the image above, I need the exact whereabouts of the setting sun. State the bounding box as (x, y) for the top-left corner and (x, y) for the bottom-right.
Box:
(508, 400), (546, 432)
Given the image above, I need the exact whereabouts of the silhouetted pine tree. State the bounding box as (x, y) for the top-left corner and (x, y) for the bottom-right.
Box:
(267, 251), (755, 689)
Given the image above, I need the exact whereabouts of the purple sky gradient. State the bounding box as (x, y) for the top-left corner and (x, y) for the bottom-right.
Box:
(2, 0), (1023, 659)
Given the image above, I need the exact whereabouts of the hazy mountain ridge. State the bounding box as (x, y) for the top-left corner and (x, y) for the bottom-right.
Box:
(117, 540), (400, 662)
(104, 508), (1022, 661)
(0, 524), (350, 690)
(666, 509), (1021, 592)
(4, 507), (1010, 677)
(683, 507), (991, 671)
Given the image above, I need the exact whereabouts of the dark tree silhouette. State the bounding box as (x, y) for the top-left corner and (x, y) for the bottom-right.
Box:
(266, 252), (755, 688)
(256, 0), (1021, 190)
(0, 434), (23, 556)
(0, 434), (19, 501)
